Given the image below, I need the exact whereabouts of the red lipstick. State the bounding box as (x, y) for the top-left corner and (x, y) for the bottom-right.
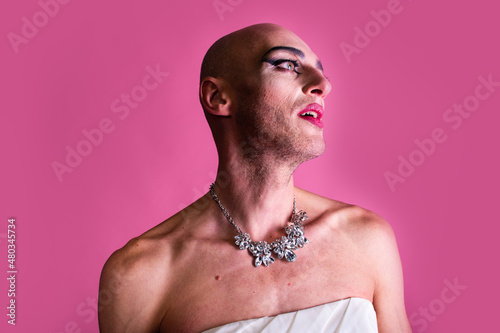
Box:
(297, 103), (324, 128)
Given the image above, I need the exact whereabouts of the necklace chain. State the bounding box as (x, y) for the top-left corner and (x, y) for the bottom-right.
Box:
(209, 183), (309, 267)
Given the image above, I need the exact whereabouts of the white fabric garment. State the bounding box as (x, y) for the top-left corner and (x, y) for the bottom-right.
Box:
(202, 297), (378, 333)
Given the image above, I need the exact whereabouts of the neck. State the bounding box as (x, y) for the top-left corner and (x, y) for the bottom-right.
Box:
(211, 154), (299, 241)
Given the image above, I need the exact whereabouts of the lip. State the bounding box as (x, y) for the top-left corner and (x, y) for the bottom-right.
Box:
(297, 103), (324, 128)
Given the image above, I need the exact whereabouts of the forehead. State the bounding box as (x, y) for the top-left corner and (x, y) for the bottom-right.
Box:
(235, 26), (318, 62)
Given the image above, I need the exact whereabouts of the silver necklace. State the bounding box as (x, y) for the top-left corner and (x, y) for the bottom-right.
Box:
(209, 183), (309, 267)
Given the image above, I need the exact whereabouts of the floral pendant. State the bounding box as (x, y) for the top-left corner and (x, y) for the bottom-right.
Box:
(234, 210), (309, 267)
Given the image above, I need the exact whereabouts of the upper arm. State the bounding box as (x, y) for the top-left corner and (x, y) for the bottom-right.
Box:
(364, 213), (412, 332)
(98, 239), (167, 333)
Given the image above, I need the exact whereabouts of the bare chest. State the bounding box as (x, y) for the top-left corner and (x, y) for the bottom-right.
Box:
(159, 236), (375, 332)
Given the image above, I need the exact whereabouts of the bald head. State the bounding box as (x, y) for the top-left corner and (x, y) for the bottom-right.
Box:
(200, 23), (299, 83)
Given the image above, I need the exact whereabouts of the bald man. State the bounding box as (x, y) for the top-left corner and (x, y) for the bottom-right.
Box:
(99, 23), (412, 332)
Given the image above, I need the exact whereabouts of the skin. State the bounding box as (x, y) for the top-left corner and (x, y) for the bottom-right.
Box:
(98, 23), (412, 333)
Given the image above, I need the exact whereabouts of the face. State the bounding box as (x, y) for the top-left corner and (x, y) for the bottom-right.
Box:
(229, 25), (332, 165)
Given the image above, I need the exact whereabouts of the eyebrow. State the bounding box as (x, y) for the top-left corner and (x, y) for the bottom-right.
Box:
(261, 46), (324, 72)
(262, 46), (305, 59)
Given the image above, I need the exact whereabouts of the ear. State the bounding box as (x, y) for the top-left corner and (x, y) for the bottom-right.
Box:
(199, 77), (232, 116)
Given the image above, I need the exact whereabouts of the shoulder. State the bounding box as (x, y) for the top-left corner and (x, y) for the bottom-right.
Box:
(98, 221), (177, 332)
(301, 190), (411, 331)
(338, 204), (397, 251)
(296, 187), (395, 243)
(298, 188), (410, 330)
(326, 198), (399, 276)
(338, 205), (401, 281)
(297, 187), (400, 282)
(100, 232), (171, 288)
(98, 198), (213, 332)
(101, 216), (179, 286)
(339, 204), (410, 330)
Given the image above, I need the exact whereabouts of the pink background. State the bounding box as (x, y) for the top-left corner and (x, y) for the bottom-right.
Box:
(1, 0), (499, 332)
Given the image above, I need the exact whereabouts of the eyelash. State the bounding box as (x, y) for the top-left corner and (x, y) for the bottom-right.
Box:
(269, 59), (301, 74)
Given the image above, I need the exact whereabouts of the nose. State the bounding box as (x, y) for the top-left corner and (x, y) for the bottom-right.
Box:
(303, 69), (332, 99)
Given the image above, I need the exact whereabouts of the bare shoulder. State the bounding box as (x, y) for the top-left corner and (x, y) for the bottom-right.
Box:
(297, 187), (411, 331)
(330, 202), (401, 280)
(299, 187), (400, 277)
(296, 186), (395, 243)
(99, 194), (220, 332)
(315, 190), (399, 274)
(337, 203), (397, 251)
(98, 216), (180, 332)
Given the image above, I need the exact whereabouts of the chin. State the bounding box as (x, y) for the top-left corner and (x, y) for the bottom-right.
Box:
(299, 137), (326, 161)
(311, 141), (326, 158)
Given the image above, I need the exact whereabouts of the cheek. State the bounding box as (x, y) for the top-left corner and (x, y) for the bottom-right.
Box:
(259, 78), (297, 108)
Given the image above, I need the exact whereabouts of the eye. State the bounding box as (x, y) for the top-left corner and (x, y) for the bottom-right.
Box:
(266, 59), (302, 74)
(277, 60), (297, 71)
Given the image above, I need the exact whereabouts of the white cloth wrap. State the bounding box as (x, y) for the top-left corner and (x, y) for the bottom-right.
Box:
(202, 297), (378, 333)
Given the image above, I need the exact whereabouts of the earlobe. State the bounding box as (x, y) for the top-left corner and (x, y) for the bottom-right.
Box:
(200, 78), (232, 116)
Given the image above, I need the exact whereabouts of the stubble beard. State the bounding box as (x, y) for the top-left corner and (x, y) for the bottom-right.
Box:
(234, 94), (326, 171)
